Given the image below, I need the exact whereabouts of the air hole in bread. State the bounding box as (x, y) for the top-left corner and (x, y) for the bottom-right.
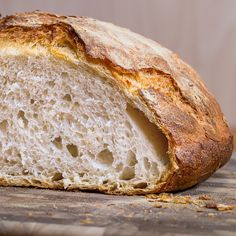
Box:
(17, 110), (28, 128)
(6, 147), (13, 155)
(63, 94), (72, 102)
(74, 101), (80, 108)
(30, 99), (35, 104)
(52, 137), (63, 150)
(82, 114), (89, 121)
(32, 179), (42, 185)
(97, 149), (114, 166)
(43, 125), (49, 132)
(126, 104), (168, 164)
(79, 172), (85, 177)
(133, 182), (148, 189)
(66, 143), (78, 157)
(52, 172), (63, 181)
(0, 120), (8, 133)
(61, 71), (69, 79)
(43, 90), (48, 96)
(124, 121), (132, 130)
(49, 100), (56, 105)
(47, 81), (55, 87)
(64, 114), (74, 124)
(119, 166), (135, 180)
(37, 166), (44, 172)
(22, 169), (29, 175)
(55, 157), (62, 163)
(127, 150), (137, 166)
(125, 130), (132, 138)
(102, 179), (109, 184)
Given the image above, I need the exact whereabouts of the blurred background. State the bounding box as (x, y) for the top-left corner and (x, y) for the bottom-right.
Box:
(1, 0), (236, 130)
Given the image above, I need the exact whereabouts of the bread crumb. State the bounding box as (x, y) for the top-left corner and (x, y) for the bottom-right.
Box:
(205, 202), (236, 211)
(80, 218), (93, 224)
(196, 208), (204, 212)
(146, 193), (200, 205)
(208, 213), (216, 217)
(146, 194), (160, 199)
(154, 203), (162, 208)
(198, 195), (212, 201)
(147, 199), (156, 202)
(205, 202), (217, 209)
(216, 204), (236, 211)
(27, 212), (33, 216)
(146, 193), (235, 213)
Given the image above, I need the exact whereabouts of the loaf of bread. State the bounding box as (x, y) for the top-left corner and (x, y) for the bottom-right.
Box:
(0, 12), (233, 195)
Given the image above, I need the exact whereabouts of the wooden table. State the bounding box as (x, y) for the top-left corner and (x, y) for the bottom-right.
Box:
(0, 153), (235, 236)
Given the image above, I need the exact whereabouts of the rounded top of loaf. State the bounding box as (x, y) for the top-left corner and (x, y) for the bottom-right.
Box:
(0, 11), (233, 193)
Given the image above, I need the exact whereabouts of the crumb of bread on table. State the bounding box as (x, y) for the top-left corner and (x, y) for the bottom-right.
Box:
(80, 218), (94, 224)
(146, 193), (236, 212)
(205, 202), (236, 211)
(208, 213), (216, 217)
(146, 193), (202, 205)
(198, 194), (213, 201)
(154, 203), (163, 208)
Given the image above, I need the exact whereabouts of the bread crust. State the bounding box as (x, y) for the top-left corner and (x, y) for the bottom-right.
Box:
(0, 12), (233, 194)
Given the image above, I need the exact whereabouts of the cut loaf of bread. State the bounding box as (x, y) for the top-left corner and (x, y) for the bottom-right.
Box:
(0, 12), (233, 194)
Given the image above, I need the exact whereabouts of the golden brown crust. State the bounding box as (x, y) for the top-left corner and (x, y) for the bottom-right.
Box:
(0, 11), (233, 194)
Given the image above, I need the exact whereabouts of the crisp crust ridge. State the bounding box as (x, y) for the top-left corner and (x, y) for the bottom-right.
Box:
(0, 11), (233, 194)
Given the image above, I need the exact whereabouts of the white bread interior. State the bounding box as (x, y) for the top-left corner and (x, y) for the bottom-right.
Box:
(0, 50), (169, 193)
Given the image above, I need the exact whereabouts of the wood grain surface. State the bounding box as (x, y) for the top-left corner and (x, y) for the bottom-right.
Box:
(0, 153), (235, 236)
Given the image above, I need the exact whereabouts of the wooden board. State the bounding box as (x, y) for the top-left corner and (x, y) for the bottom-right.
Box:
(0, 153), (236, 236)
